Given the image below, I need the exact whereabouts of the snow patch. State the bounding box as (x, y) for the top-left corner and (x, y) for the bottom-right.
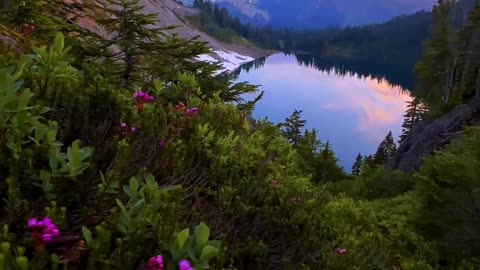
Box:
(195, 50), (254, 74)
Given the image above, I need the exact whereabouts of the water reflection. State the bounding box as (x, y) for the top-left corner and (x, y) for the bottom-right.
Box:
(235, 53), (412, 170)
(293, 54), (415, 91)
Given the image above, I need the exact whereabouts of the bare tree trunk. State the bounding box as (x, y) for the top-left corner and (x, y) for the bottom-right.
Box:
(444, 57), (457, 104)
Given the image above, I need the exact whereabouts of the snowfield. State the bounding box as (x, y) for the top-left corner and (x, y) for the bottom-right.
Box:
(196, 50), (255, 74)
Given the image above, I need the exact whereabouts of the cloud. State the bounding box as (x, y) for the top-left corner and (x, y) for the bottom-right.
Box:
(242, 54), (412, 145)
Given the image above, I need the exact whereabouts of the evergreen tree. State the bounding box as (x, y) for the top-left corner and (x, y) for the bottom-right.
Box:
(415, 0), (457, 108)
(399, 97), (428, 144)
(282, 110), (306, 146)
(373, 131), (397, 165)
(454, 3), (480, 103)
(363, 154), (375, 167)
(313, 141), (346, 183)
(3, 0), (82, 40)
(297, 129), (322, 174)
(96, 0), (172, 88)
(351, 153), (363, 175)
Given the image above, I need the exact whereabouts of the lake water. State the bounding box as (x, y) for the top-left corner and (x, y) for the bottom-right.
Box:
(234, 53), (413, 170)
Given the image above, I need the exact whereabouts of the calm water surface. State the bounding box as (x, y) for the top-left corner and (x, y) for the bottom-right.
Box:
(235, 53), (412, 170)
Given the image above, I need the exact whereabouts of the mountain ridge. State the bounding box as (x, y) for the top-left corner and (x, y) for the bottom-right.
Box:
(193, 0), (436, 28)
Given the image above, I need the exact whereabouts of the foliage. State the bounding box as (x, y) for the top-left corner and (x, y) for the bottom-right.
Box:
(373, 131), (397, 166)
(281, 109), (306, 146)
(416, 126), (480, 267)
(168, 222), (222, 269)
(0, 0), (480, 268)
(399, 98), (429, 144)
(351, 153), (363, 176)
(413, 0), (480, 117)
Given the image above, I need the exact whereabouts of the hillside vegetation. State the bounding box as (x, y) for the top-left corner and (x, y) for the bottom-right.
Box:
(0, 0), (479, 270)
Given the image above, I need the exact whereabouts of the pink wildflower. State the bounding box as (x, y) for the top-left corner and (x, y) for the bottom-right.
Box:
(291, 197), (303, 204)
(159, 140), (166, 148)
(133, 91), (154, 112)
(271, 180), (279, 187)
(185, 107), (199, 116)
(28, 217), (60, 248)
(147, 255), (164, 270)
(334, 248), (348, 255)
(120, 122), (137, 139)
(179, 259), (194, 270)
(175, 102), (186, 112)
(22, 23), (35, 38)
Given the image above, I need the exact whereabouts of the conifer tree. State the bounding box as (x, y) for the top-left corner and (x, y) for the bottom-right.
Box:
(351, 153), (363, 176)
(399, 97), (428, 144)
(415, 0), (457, 107)
(313, 141), (345, 183)
(96, 0), (173, 88)
(4, 0), (81, 40)
(455, 4), (480, 102)
(363, 154), (375, 167)
(297, 129), (322, 174)
(373, 131), (397, 165)
(282, 110), (306, 147)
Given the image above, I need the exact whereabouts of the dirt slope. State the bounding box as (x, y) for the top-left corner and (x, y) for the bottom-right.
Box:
(139, 0), (269, 58)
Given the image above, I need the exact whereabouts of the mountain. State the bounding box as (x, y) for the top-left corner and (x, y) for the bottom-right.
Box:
(193, 0), (436, 29)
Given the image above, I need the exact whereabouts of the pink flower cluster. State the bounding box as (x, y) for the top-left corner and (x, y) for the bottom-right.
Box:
(291, 197), (303, 204)
(28, 217), (60, 248)
(179, 259), (194, 270)
(174, 102), (199, 117)
(271, 180), (280, 187)
(185, 107), (199, 116)
(147, 255), (164, 270)
(334, 248), (347, 255)
(175, 102), (186, 112)
(22, 23), (35, 38)
(121, 122), (137, 139)
(133, 91), (154, 112)
(146, 257), (193, 270)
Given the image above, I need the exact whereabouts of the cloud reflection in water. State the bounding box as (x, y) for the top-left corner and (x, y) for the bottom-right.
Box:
(237, 53), (412, 170)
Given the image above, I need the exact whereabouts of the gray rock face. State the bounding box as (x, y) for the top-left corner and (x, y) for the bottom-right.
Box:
(388, 96), (480, 172)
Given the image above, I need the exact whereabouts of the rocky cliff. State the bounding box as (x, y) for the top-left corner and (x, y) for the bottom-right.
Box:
(388, 95), (480, 172)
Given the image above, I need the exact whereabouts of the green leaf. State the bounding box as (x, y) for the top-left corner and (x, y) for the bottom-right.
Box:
(82, 226), (92, 247)
(17, 89), (33, 111)
(177, 228), (189, 250)
(146, 174), (157, 188)
(123, 185), (132, 197)
(153, 79), (164, 94)
(66, 140), (93, 177)
(194, 222), (210, 247)
(129, 177), (139, 196)
(54, 33), (65, 53)
(208, 240), (222, 251)
(116, 199), (127, 214)
(186, 245), (198, 262)
(200, 245), (218, 262)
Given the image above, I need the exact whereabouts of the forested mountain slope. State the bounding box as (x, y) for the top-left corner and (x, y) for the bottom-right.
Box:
(187, 0), (435, 29)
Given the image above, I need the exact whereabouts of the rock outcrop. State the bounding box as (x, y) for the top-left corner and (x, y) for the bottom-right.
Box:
(388, 95), (480, 172)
